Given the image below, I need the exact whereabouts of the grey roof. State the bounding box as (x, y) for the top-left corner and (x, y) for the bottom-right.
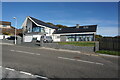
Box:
(29, 16), (58, 29)
(53, 25), (97, 34)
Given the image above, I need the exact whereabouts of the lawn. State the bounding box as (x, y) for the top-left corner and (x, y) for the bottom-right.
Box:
(58, 41), (95, 46)
(96, 50), (120, 56)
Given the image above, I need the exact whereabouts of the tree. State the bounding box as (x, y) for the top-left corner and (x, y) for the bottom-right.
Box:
(56, 24), (67, 28)
(95, 35), (103, 38)
(17, 33), (23, 37)
(46, 22), (68, 28)
(46, 22), (55, 26)
(3, 32), (11, 35)
(114, 35), (120, 38)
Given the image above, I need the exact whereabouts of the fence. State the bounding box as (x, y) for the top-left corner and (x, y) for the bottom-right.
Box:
(96, 38), (120, 51)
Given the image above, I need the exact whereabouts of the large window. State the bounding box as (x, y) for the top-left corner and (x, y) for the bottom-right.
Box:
(32, 27), (45, 32)
(66, 34), (94, 41)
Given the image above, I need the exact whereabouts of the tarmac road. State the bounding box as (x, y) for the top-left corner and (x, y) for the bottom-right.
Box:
(1, 44), (119, 79)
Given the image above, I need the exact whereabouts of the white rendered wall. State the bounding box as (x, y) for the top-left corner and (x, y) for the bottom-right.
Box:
(24, 35), (33, 42)
(53, 34), (61, 42)
(33, 35), (42, 41)
(26, 19), (32, 32)
(0, 35), (3, 39)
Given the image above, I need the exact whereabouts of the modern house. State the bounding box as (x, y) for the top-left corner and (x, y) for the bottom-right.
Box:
(22, 16), (97, 42)
(22, 16), (58, 42)
(53, 24), (97, 42)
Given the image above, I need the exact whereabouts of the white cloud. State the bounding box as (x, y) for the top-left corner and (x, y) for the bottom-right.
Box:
(97, 26), (118, 36)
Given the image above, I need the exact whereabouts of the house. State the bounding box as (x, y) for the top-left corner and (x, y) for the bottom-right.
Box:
(22, 16), (58, 42)
(0, 21), (12, 28)
(22, 16), (97, 42)
(53, 24), (97, 42)
(0, 21), (22, 39)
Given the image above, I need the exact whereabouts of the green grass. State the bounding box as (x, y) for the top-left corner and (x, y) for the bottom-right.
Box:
(58, 41), (95, 47)
(96, 50), (120, 56)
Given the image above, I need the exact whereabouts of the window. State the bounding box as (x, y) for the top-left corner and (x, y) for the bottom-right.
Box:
(2, 25), (7, 27)
(83, 26), (89, 29)
(58, 28), (62, 30)
(32, 27), (45, 32)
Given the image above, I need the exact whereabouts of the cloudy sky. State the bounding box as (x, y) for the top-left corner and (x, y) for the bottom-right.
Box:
(2, 2), (118, 36)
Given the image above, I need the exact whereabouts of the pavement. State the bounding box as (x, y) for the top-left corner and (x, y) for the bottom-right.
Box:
(1, 43), (119, 79)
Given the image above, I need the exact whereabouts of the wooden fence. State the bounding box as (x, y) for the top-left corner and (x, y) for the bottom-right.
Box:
(96, 38), (120, 51)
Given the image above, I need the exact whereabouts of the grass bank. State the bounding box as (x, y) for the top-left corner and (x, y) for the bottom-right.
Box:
(96, 50), (120, 56)
(58, 41), (95, 46)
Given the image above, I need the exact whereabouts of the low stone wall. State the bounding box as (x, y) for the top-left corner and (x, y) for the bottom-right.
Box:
(2, 39), (14, 44)
(42, 43), (96, 53)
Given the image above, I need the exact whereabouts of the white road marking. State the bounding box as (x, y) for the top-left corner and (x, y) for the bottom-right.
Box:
(5, 68), (15, 71)
(1, 66), (49, 79)
(10, 50), (40, 56)
(20, 71), (34, 76)
(58, 57), (104, 65)
(34, 75), (48, 79)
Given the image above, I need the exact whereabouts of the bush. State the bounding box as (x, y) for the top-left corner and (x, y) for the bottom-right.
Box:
(3, 32), (11, 35)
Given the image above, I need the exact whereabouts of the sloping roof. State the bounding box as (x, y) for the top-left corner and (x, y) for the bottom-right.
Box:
(53, 25), (97, 34)
(28, 16), (58, 29)
(0, 21), (11, 25)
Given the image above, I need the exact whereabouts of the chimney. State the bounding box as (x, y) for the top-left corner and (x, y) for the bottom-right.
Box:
(76, 24), (80, 28)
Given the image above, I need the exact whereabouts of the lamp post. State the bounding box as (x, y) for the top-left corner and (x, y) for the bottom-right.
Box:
(13, 17), (17, 44)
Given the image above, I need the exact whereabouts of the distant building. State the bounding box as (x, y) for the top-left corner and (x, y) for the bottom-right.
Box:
(0, 21), (22, 35)
(0, 21), (12, 28)
(22, 16), (97, 42)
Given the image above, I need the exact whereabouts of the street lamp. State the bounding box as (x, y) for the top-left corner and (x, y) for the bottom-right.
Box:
(13, 17), (17, 44)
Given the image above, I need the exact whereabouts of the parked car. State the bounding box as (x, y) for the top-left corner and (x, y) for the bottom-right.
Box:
(36, 36), (53, 43)
(43, 36), (53, 43)
(7, 36), (17, 40)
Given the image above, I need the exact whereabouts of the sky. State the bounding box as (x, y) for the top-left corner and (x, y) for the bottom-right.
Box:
(2, 2), (118, 36)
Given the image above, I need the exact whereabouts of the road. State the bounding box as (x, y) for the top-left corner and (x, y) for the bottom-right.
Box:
(1, 43), (119, 79)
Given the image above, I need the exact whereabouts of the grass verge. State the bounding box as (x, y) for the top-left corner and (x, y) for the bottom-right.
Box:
(58, 41), (95, 46)
(96, 50), (120, 56)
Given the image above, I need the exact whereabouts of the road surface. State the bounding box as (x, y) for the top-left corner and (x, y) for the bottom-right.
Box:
(1, 43), (119, 79)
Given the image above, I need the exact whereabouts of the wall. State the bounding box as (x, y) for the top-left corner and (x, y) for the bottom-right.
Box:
(24, 35), (33, 42)
(42, 43), (95, 53)
(53, 34), (61, 42)
(0, 35), (3, 39)
(33, 35), (41, 41)
(26, 19), (32, 32)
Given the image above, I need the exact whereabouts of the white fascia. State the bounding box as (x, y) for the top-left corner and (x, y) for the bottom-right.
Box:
(56, 32), (96, 36)
(21, 17), (28, 28)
